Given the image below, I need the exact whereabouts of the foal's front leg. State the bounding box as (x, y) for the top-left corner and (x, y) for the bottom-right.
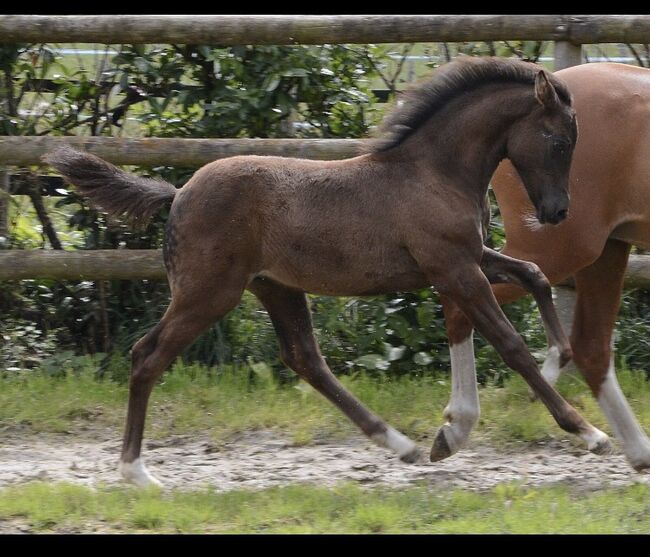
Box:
(480, 246), (572, 367)
(431, 264), (612, 462)
(432, 247), (574, 461)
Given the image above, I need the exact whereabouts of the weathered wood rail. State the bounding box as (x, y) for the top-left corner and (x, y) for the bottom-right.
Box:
(0, 15), (649, 45)
(2, 251), (650, 290)
(0, 137), (362, 167)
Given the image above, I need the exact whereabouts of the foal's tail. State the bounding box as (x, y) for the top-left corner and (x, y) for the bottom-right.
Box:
(42, 145), (178, 223)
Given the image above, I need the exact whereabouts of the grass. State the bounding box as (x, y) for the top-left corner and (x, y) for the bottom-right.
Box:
(1, 359), (650, 534)
(0, 480), (649, 533)
(1, 357), (650, 450)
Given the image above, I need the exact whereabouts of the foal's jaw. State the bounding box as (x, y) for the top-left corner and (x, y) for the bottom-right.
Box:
(118, 458), (163, 488)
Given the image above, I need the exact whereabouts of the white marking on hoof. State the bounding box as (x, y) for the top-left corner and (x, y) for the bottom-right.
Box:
(582, 428), (613, 455)
(371, 426), (419, 460)
(597, 353), (650, 469)
(119, 458), (163, 488)
(441, 334), (480, 452)
(540, 346), (562, 386)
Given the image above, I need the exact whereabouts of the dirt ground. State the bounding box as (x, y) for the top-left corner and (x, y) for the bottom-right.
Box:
(1, 428), (649, 493)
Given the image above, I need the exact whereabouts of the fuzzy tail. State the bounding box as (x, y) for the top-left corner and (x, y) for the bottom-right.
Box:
(42, 145), (178, 223)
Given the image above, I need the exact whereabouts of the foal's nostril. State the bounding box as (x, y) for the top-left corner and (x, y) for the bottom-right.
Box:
(556, 209), (568, 222)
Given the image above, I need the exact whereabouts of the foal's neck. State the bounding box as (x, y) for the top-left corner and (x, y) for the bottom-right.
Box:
(400, 83), (536, 202)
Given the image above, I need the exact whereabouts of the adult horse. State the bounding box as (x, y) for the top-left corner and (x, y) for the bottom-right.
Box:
(439, 62), (650, 472)
(44, 57), (609, 487)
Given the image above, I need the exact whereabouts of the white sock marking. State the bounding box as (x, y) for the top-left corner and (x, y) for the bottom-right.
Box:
(597, 349), (650, 467)
(540, 346), (562, 386)
(371, 426), (417, 458)
(442, 333), (480, 454)
(119, 458), (163, 488)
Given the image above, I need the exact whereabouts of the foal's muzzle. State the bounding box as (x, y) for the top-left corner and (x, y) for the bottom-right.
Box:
(538, 198), (569, 225)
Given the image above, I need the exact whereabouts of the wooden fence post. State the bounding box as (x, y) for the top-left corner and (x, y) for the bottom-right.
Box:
(554, 41), (583, 70)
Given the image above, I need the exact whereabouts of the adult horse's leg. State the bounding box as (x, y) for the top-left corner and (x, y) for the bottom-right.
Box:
(248, 277), (422, 463)
(120, 279), (245, 487)
(432, 264), (612, 462)
(432, 247), (574, 461)
(570, 239), (650, 471)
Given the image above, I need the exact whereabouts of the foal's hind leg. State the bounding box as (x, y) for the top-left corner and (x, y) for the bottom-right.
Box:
(570, 239), (650, 471)
(432, 265), (612, 462)
(119, 280), (245, 487)
(248, 277), (422, 463)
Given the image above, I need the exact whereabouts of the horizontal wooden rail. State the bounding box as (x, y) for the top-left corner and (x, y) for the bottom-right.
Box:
(0, 250), (165, 280)
(1, 15), (650, 45)
(2, 250), (650, 288)
(0, 136), (363, 167)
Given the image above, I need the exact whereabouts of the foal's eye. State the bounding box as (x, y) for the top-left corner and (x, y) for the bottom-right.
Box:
(552, 139), (570, 154)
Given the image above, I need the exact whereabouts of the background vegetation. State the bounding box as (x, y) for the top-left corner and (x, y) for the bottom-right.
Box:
(1, 40), (649, 385)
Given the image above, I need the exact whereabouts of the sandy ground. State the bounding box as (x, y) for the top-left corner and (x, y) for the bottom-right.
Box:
(1, 428), (649, 493)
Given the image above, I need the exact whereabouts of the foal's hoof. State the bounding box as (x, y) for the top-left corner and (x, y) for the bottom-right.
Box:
(119, 458), (164, 488)
(399, 446), (425, 464)
(429, 427), (453, 462)
(587, 436), (615, 456)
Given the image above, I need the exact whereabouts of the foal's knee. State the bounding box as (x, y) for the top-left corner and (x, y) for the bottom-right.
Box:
(521, 262), (552, 295)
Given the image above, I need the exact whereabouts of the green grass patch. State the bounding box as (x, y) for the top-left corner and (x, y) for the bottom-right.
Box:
(1, 357), (650, 447)
(0, 481), (649, 533)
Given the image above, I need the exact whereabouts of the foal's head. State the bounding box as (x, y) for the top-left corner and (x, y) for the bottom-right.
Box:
(367, 57), (577, 226)
(505, 69), (577, 225)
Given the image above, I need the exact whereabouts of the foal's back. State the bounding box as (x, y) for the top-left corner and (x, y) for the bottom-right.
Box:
(166, 153), (435, 296)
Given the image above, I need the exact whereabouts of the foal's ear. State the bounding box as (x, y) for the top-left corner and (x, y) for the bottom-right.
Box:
(534, 70), (559, 108)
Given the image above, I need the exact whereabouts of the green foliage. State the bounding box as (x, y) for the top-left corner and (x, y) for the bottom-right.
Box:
(1, 41), (649, 386)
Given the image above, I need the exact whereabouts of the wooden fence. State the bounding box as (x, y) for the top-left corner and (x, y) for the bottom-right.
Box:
(1, 14), (650, 286)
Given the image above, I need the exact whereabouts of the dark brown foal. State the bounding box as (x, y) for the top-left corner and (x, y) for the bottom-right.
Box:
(44, 57), (609, 487)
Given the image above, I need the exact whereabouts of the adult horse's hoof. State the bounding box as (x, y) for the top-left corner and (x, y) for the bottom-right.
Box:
(626, 444), (650, 472)
(119, 458), (164, 488)
(429, 427), (453, 462)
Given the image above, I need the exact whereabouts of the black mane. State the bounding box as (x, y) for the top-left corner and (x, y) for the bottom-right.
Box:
(366, 57), (572, 153)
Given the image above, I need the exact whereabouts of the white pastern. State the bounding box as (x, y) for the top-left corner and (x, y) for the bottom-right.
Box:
(372, 426), (418, 458)
(597, 354), (650, 468)
(581, 426), (612, 453)
(443, 334), (480, 453)
(540, 346), (562, 386)
(119, 458), (163, 488)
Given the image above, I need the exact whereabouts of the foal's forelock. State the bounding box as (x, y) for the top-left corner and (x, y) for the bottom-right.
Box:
(364, 57), (571, 154)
